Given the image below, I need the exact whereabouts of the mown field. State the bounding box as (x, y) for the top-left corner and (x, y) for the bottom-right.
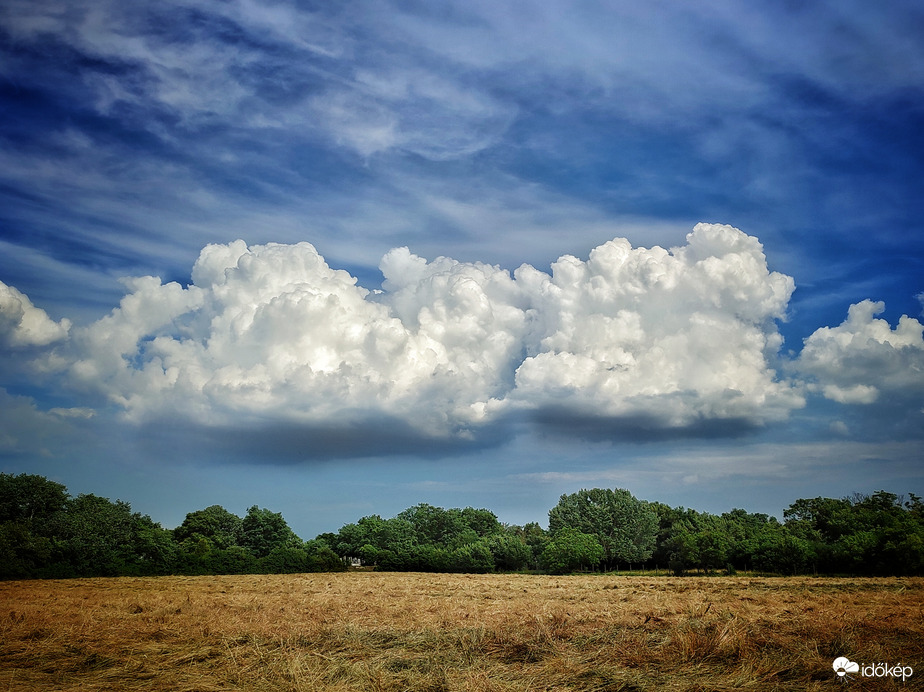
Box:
(1, 573), (921, 691)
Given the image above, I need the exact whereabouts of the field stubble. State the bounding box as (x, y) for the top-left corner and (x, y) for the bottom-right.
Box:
(1, 573), (921, 691)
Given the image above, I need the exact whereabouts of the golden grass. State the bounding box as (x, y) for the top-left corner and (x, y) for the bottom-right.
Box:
(1, 573), (921, 691)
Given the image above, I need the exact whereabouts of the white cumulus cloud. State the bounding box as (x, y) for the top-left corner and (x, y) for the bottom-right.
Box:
(0, 280), (71, 348)
(506, 224), (800, 427)
(32, 223), (804, 439)
(797, 299), (924, 404)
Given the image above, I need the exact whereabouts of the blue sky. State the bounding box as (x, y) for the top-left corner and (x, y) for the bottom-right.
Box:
(1, 0), (922, 538)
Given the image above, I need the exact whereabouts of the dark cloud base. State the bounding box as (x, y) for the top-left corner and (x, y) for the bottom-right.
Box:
(133, 416), (516, 464)
(131, 409), (765, 466)
(531, 407), (762, 444)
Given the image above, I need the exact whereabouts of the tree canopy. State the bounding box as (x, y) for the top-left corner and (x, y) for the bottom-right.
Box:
(1, 473), (922, 579)
(174, 505), (243, 550)
(548, 488), (658, 569)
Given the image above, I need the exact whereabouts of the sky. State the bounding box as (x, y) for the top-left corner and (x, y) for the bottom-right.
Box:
(1, 0), (923, 539)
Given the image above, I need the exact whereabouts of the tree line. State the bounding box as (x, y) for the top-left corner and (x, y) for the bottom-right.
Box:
(2, 473), (922, 579)
(0, 474), (343, 579)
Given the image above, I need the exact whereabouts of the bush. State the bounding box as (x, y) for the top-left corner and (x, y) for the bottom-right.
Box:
(541, 528), (604, 574)
(450, 542), (494, 573)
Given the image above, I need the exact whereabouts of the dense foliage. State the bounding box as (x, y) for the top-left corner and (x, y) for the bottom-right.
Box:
(548, 488), (657, 569)
(1, 473), (922, 578)
(332, 504), (516, 573)
(319, 487), (924, 576)
(0, 474), (343, 579)
(647, 491), (924, 576)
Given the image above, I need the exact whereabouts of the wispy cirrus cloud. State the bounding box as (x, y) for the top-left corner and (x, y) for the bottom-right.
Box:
(3, 0), (922, 312)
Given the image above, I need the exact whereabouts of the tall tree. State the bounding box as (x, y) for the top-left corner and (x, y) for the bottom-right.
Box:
(240, 506), (301, 558)
(396, 503), (471, 547)
(174, 505), (243, 550)
(460, 507), (503, 538)
(58, 493), (174, 577)
(0, 473), (70, 578)
(0, 473), (69, 524)
(548, 488), (658, 569)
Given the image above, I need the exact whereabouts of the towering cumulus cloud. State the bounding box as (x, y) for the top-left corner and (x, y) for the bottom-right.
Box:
(38, 224), (804, 438)
(505, 225), (799, 428)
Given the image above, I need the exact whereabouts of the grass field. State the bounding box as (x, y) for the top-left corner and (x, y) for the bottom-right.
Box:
(1, 572), (921, 691)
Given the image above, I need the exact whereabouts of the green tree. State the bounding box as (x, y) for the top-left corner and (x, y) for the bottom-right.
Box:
(0, 473), (70, 578)
(750, 525), (814, 575)
(485, 533), (532, 571)
(450, 541), (495, 573)
(648, 503), (700, 572)
(334, 516), (385, 557)
(661, 520), (698, 576)
(784, 496), (855, 543)
(59, 494), (138, 576)
(303, 539), (347, 572)
(689, 513), (732, 573)
(0, 473), (69, 524)
(58, 494), (173, 577)
(784, 491), (924, 575)
(240, 506), (302, 558)
(0, 520), (54, 579)
(540, 527), (604, 574)
(460, 507), (503, 538)
(314, 532), (339, 550)
(259, 546), (312, 574)
(548, 488), (657, 569)
(518, 522), (550, 569)
(722, 508), (782, 572)
(132, 513), (178, 574)
(396, 503), (474, 548)
(174, 505), (243, 550)
(207, 545), (258, 574)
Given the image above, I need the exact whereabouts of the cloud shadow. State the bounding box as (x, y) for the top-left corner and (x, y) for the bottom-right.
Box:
(134, 414), (514, 464)
(530, 406), (762, 443)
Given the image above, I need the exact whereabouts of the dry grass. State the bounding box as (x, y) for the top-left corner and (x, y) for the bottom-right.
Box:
(1, 573), (922, 691)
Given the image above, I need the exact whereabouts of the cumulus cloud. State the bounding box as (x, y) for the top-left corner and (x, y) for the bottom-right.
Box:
(797, 299), (924, 404)
(0, 281), (71, 348)
(30, 223), (803, 441)
(505, 224), (799, 428)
